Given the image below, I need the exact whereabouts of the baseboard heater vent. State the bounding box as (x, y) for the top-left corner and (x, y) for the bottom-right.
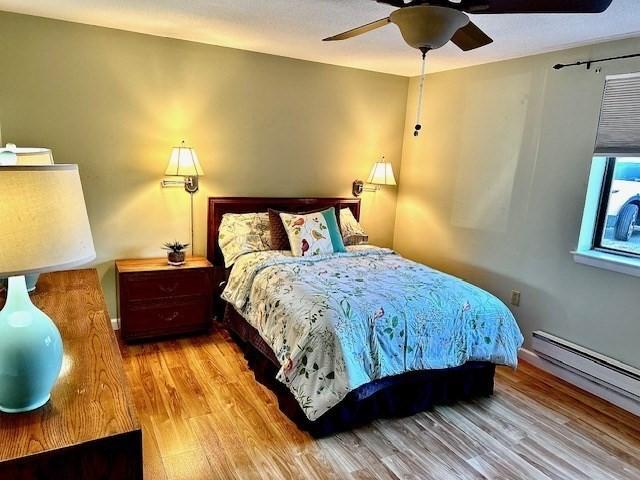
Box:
(531, 331), (640, 403)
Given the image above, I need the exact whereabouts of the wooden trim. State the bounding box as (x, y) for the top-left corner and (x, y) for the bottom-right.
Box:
(206, 197), (360, 318)
(206, 196), (361, 268)
(0, 430), (142, 479)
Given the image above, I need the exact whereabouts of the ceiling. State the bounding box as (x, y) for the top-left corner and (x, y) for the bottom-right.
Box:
(1, 0), (639, 76)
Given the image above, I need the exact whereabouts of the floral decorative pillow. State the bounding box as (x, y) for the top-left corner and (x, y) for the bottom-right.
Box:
(218, 212), (271, 267)
(268, 205), (339, 251)
(339, 208), (369, 246)
(279, 208), (346, 257)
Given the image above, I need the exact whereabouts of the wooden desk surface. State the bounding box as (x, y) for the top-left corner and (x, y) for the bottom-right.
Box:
(0, 269), (140, 468)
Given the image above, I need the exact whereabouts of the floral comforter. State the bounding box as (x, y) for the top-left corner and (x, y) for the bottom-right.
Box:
(222, 246), (523, 421)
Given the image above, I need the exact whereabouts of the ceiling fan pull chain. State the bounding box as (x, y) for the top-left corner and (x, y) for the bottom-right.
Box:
(414, 51), (427, 137)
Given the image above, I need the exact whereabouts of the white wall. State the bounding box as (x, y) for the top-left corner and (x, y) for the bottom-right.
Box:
(395, 37), (640, 369)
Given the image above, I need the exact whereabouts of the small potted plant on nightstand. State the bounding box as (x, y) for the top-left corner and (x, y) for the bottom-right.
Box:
(162, 241), (189, 266)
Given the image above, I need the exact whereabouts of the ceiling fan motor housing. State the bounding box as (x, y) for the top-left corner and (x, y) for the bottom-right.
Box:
(390, 5), (469, 50)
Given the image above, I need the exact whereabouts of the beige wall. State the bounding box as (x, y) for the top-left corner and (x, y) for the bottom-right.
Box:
(395, 37), (640, 369)
(5, 9), (636, 369)
(0, 11), (408, 316)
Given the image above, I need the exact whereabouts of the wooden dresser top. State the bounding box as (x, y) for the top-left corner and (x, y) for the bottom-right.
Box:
(116, 256), (212, 274)
(0, 269), (140, 463)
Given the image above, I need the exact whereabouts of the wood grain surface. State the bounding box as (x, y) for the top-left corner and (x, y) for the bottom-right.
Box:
(116, 257), (212, 273)
(0, 269), (142, 478)
(119, 328), (640, 480)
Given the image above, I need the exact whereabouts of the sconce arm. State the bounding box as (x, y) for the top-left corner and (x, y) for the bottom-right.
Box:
(161, 176), (199, 193)
(352, 180), (380, 197)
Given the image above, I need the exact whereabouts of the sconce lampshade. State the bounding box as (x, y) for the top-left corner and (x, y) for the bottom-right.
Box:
(165, 143), (204, 177)
(367, 161), (397, 186)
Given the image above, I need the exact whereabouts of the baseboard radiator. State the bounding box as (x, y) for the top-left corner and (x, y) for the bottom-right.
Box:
(531, 331), (640, 410)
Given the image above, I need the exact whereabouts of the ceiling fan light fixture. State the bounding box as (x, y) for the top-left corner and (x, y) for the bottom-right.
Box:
(390, 5), (469, 51)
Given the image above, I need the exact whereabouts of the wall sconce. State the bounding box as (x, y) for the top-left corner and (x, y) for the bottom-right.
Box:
(160, 141), (204, 193)
(353, 156), (397, 197)
(160, 141), (205, 255)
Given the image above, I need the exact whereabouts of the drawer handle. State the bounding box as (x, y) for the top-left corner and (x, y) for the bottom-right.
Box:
(159, 283), (179, 294)
(159, 311), (180, 323)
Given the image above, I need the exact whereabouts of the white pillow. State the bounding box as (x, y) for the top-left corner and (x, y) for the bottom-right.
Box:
(218, 213), (271, 267)
(339, 208), (369, 246)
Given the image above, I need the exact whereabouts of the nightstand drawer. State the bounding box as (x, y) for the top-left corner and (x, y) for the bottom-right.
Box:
(123, 297), (210, 340)
(122, 269), (211, 301)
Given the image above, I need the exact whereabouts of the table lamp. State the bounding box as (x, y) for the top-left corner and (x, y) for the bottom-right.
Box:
(0, 165), (95, 413)
(353, 156), (398, 196)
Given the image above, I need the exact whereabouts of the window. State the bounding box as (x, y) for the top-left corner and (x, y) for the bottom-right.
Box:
(574, 72), (640, 275)
(593, 157), (640, 257)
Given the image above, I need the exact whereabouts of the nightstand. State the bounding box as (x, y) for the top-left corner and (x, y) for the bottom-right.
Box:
(116, 257), (214, 342)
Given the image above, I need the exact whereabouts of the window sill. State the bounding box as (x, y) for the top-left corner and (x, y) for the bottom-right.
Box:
(572, 249), (640, 278)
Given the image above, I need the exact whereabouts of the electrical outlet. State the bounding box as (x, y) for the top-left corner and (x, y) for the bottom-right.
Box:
(510, 290), (521, 307)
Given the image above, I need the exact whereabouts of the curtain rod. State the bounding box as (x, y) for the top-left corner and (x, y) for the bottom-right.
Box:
(553, 52), (640, 70)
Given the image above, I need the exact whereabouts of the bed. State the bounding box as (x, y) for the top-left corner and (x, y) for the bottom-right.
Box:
(207, 197), (523, 437)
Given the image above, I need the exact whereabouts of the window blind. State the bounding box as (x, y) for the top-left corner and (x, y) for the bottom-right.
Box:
(595, 72), (640, 155)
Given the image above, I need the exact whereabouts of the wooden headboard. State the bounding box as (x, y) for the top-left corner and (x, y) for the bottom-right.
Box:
(207, 197), (361, 268)
(206, 197), (360, 319)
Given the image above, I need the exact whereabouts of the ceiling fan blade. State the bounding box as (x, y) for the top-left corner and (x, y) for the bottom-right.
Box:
(375, 0), (412, 6)
(323, 17), (391, 41)
(451, 21), (493, 51)
(461, 0), (613, 14)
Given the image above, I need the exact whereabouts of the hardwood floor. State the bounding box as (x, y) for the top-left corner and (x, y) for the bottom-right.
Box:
(118, 329), (640, 480)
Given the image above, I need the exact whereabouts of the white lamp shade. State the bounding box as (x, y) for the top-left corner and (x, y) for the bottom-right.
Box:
(367, 161), (397, 186)
(165, 145), (204, 177)
(0, 165), (96, 277)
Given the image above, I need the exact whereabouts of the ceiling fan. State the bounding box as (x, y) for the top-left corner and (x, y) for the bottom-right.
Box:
(324, 0), (614, 136)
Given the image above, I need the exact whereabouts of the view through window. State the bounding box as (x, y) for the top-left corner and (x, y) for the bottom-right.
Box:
(596, 157), (640, 256)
